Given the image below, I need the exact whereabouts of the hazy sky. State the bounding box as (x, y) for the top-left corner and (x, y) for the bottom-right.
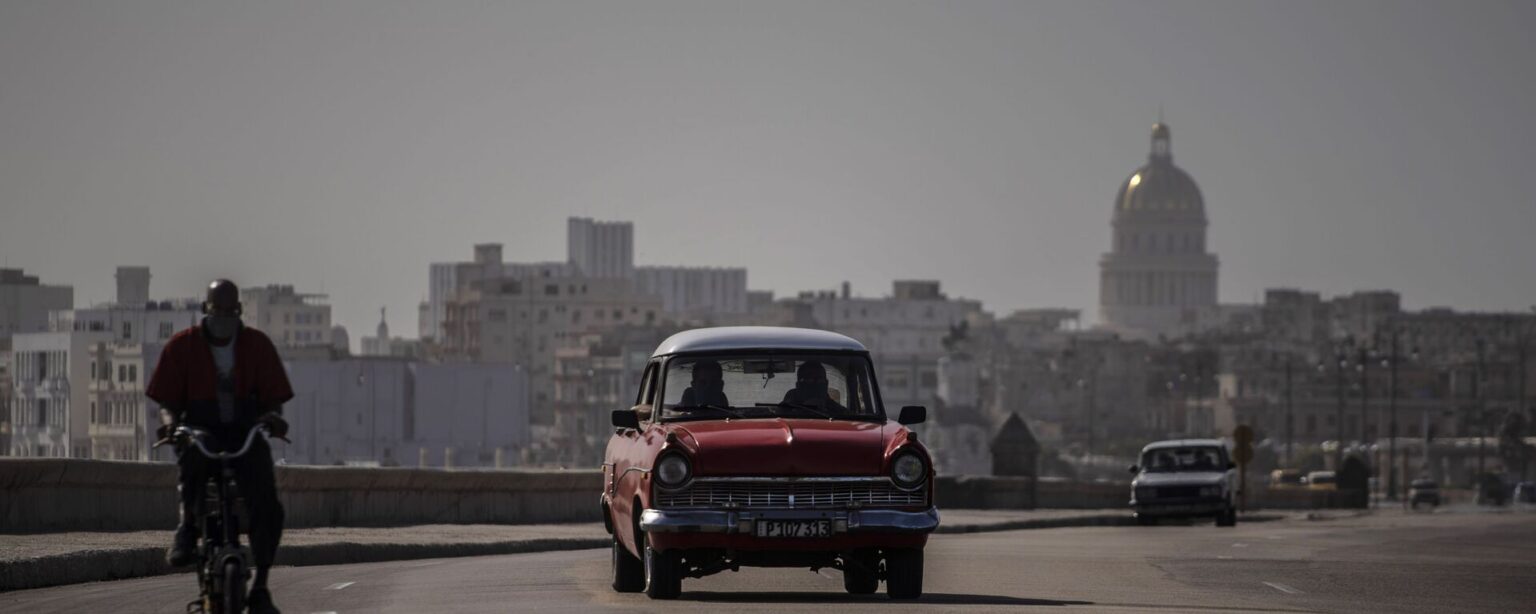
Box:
(2, 1), (1532, 341)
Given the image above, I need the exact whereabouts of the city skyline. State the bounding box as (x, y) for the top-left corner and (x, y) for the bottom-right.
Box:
(2, 1), (1533, 339)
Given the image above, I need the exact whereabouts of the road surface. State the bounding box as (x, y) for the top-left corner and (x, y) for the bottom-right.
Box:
(4, 509), (1532, 613)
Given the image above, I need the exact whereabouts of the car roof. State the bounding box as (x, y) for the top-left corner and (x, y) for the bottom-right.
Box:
(1141, 439), (1226, 452)
(652, 326), (867, 357)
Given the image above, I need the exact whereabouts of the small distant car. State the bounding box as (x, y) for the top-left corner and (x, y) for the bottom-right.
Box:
(1129, 439), (1238, 527)
(1513, 482), (1536, 505)
(1408, 478), (1440, 510)
(1305, 471), (1337, 491)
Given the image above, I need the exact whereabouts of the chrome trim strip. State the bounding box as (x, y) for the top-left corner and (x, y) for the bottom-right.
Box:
(639, 506), (940, 534)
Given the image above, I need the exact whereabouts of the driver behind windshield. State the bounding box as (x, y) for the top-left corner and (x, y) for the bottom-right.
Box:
(680, 359), (730, 408)
(781, 360), (848, 413)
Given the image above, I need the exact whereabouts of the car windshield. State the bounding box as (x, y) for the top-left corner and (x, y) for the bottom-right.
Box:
(1141, 447), (1226, 472)
(659, 353), (882, 421)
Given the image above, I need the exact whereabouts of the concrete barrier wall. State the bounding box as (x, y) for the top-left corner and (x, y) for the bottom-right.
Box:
(3, 459), (1363, 533)
(0, 458), (602, 533)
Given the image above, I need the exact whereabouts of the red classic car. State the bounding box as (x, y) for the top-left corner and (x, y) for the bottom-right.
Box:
(602, 326), (938, 600)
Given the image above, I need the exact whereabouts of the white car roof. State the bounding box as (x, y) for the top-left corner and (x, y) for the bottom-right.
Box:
(652, 326), (867, 357)
(1141, 438), (1226, 452)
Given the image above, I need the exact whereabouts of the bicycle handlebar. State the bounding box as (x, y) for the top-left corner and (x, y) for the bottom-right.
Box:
(164, 424), (272, 460)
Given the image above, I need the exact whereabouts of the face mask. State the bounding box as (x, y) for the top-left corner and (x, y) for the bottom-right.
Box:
(205, 315), (241, 340)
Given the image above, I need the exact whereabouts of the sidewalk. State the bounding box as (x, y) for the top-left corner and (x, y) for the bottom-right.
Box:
(0, 508), (1285, 592)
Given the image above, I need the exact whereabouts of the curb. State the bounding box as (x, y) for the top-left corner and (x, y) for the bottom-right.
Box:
(2, 511), (1293, 592)
(0, 538), (610, 593)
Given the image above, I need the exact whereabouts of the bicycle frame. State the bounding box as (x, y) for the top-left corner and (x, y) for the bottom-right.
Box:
(170, 425), (268, 614)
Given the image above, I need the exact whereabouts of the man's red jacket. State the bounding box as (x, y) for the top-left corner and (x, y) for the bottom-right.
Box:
(147, 324), (294, 430)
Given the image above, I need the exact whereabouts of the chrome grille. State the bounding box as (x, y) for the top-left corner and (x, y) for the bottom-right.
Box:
(656, 477), (925, 509)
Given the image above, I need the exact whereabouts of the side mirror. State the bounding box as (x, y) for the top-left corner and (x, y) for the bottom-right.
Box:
(611, 409), (639, 430)
(1128, 465), (1139, 475)
(897, 406), (926, 425)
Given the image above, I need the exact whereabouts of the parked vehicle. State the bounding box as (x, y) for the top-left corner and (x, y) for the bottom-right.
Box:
(601, 327), (938, 600)
(1128, 439), (1238, 527)
(1476, 473), (1509, 506)
(1408, 478), (1441, 510)
(1269, 469), (1305, 489)
(1304, 471), (1337, 491)
(1513, 482), (1536, 505)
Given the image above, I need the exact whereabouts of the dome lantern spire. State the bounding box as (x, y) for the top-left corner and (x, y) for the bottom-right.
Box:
(1150, 121), (1171, 161)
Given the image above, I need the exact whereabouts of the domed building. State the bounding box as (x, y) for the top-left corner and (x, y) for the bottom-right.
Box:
(1098, 122), (1220, 339)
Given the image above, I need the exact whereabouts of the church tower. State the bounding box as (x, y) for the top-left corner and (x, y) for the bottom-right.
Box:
(1098, 122), (1219, 339)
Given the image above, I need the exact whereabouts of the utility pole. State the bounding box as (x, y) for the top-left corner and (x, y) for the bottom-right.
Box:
(1386, 330), (1400, 500)
(1475, 338), (1487, 483)
(1284, 356), (1294, 465)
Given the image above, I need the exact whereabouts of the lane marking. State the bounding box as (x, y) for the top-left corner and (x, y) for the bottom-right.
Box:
(408, 561), (442, 568)
(325, 582), (356, 590)
(310, 612), (338, 614)
(1263, 581), (1303, 594)
(1216, 555), (1233, 560)
(1231, 543), (1249, 548)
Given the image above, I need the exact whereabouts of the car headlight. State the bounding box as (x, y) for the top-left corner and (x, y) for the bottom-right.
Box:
(654, 453), (691, 488)
(891, 451), (928, 488)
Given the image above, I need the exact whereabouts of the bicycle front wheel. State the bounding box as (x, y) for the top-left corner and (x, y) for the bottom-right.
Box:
(221, 560), (246, 614)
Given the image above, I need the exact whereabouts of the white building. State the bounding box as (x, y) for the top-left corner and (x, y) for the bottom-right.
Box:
(1099, 122), (1221, 340)
(424, 242), (575, 342)
(279, 358), (529, 467)
(783, 281), (984, 411)
(0, 268), (73, 341)
(440, 275), (663, 423)
(635, 266), (748, 318)
(567, 217), (634, 279)
(85, 342), (168, 461)
(7, 330), (112, 457)
(241, 285), (333, 349)
(360, 307), (421, 358)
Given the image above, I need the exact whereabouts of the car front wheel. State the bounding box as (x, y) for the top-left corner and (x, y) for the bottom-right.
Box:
(1216, 506), (1237, 527)
(611, 537), (644, 592)
(643, 537), (682, 599)
(885, 548), (924, 600)
(842, 550), (879, 594)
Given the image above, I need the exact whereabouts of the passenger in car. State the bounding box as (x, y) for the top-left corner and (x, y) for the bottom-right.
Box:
(782, 361), (848, 413)
(680, 359), (731, 408)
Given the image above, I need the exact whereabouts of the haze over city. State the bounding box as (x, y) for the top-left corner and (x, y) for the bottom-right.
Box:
(2, 0), (1532, 340)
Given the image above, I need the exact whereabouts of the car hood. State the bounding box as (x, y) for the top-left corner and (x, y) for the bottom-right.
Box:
(672, 418), (886, 476)
(1133, 471), (1227, 487)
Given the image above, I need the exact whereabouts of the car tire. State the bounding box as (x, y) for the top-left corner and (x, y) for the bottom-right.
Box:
(1216, 506), (1237, 527)
(885, 548), (923, 600)
(612, 537), (644, 592)
(842, 551), (879, 595)
(643, 538), (682, 600)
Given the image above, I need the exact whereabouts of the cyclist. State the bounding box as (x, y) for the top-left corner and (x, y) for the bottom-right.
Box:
(148, 279), (293, 614)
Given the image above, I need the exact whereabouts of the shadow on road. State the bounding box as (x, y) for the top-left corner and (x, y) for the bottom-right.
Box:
(680, 591), (1092, 606)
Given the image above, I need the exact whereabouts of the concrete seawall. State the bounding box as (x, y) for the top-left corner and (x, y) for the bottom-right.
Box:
(0, 459), (602, 533)
(1, 459), (1352, 533)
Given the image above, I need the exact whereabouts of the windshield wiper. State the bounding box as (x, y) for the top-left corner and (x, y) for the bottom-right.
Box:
(755, 401), (836, 420)
(672, 404), (745, 419)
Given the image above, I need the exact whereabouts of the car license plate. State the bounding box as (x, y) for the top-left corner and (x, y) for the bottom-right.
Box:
(754, 520), (831, 538)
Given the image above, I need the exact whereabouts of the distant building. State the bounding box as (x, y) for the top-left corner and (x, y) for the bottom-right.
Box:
(1099, 122), (1220, 340)
(549, 327), (668, 466)
(634, 266), (748, 318)
(360, 307), (421, 358)
(439, 275), (663, 423)
(567, 217), (634, 279)
(7, 330), (112, 457)
(241, 284), (332, 350)
(279, 358), (530, 467)
(781, 280), (984, 411)
(0, 268), (73, 341)
(424, 242), (575, 342)
(85, 342), (166, 461)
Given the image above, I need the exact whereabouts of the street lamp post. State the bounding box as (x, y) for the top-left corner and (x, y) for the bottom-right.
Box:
(1379, 328), (1418, 501)
(1319, 338), (1353, 469)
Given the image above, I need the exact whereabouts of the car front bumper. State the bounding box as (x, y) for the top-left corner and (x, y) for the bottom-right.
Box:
(640, 506), (941, 535)
(1132, 499), (1227, 516)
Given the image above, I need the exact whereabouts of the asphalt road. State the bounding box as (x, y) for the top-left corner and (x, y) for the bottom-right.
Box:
(4, 509), (1533, 613)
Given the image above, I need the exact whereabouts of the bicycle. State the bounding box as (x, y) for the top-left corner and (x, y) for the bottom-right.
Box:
(156, 424), (282, 614)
